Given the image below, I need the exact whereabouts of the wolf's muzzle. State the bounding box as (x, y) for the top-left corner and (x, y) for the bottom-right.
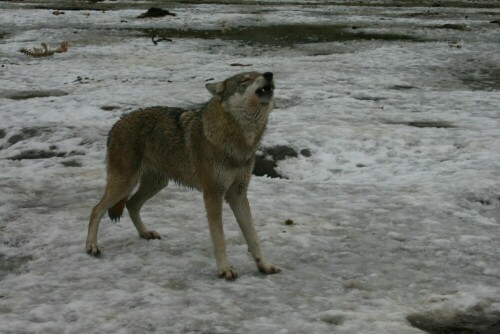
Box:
(256, 85), (274, 96)
(256, 72), (274, 98)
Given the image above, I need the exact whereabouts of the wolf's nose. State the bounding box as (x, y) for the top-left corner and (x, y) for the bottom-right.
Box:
(263, 72), (273, 81)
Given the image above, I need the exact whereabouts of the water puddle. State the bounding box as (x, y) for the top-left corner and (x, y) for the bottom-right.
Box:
(142, 24), (420, 48)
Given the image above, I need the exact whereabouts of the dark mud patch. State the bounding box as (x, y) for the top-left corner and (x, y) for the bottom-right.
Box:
(407, 121), (456, 128)
(175, 1), (500, 9)
(100, 105), (121, 111)
(457, 67), (500, 91)
(254, 155), (282, 178)
(6, 126), (53, 146)
(4, 90), (68, 100)
(466, 192), (500, 206)
(262, 145), (299, 161)
(61, 159), (82, 167)
(21, 0), (500, 11)
(404, 11), (443, 18)
(8, 150), (66, 160)
(384, 120), (456, 129)
(29, 2), (155, 11)
(128, 1), (500, 9)
(0, 129), (5, 139)
(142, 24), (420, 48)
(253, 145), (310, 178)
(7, 150), (84, 161)
(319, 313), (345, 326)
(0, 254), (34, 279)
(389, 84), (417, 90)
(431, 23), (467, 30)
(137, 7), (176, 18)
(407, 309), (500, 334)
(352, 94), (387, 102)
(320, 1), (500, 8)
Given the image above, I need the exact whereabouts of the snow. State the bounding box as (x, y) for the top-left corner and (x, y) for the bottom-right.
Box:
(1, 1), (499, 333)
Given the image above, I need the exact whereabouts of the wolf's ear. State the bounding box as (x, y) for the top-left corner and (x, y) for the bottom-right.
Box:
(205, 82), (225, 96)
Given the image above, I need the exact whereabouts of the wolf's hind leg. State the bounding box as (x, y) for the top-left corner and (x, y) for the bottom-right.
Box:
(126, 171), (168, 240)
(86, 175), (138, 256)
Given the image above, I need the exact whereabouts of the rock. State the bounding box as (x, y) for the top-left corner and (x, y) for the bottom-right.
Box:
(300, 148), (312, 157)
(137, 7), (176, 19)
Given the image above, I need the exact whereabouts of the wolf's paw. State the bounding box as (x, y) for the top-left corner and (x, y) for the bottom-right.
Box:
(257, 262), (281, 275)
(218, 266), (238, 280)
(141, 230), (161, 240)
(86, 242), (101, 256)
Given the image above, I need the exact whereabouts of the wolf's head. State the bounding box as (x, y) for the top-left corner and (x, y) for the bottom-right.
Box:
(206, 71), (275, 124)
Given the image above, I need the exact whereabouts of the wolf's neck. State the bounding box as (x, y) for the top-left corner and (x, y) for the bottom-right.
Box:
(202, 99), (270, 152)
(228, 103), (271, 133)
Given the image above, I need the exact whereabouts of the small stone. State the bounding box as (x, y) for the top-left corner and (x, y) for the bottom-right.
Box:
(300, 149), (312, 157)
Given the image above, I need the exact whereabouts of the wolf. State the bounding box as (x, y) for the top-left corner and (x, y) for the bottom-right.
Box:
(86, 71), (280, 280)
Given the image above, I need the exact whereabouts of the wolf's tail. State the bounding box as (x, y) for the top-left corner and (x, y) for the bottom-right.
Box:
(108, 197), (127, 222)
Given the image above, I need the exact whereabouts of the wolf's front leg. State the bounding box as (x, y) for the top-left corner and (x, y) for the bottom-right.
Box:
(227, 191), (280, 275)
(203, 190), (237, 280)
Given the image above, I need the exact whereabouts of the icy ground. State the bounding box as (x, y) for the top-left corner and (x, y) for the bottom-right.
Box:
(0, 1), (499, 333)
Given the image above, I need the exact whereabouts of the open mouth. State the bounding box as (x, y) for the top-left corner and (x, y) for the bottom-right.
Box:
(255, 84), (274, 97)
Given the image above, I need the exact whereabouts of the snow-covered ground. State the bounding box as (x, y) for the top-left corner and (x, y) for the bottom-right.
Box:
(1, 1), (499, 333)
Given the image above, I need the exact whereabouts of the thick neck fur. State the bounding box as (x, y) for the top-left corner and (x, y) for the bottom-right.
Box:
(224, 100), (271, 145)
(202, 97), (272, 161)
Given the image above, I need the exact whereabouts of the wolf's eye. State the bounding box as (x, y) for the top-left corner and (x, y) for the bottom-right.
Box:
(238, 78), (252, 84)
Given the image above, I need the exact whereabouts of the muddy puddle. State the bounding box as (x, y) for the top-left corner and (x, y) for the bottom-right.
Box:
(142, 24), (420, 48)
